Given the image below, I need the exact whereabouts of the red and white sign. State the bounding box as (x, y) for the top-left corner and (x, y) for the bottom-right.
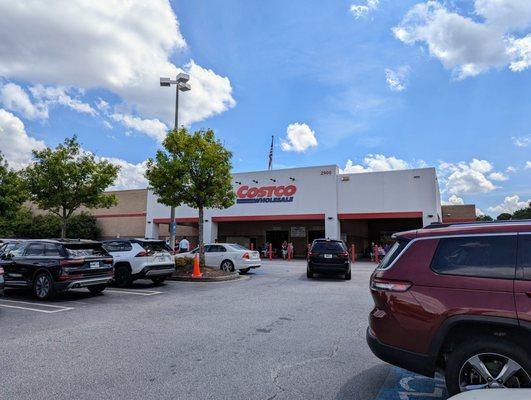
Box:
(236, 185), (297, 204)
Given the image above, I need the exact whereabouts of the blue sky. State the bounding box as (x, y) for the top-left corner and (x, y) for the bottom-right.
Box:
(0, 0), (529, 216)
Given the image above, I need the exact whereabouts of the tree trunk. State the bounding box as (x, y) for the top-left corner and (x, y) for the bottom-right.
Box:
(198, 206), (205, 267)
(61, 209), (67, 239)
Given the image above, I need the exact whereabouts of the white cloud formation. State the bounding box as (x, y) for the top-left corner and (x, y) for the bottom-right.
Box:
(476, 207), (485, 216)
(506, 166), (517, 173)
(393, 0), (531, 79)
(97, 156), (148, 190)
(488, 171), (508, 181)
(488, 194), (530, 215)
(441, 195), (465, 205)
(385, 66), (411, 92)
(280, 123), (318, 152)
(110, 113), (168, 142)
(0, 0), (235, 131)
(438, 158), (500, 195)
(30, 85), (97, 116)
(0, 109), (45, 169)
(340, 154), (411, 173)
(526, 161), (531, 169)
(512, 134), (531, 147)
(0, 83), (48, 120)
(350, 0), (379, 19)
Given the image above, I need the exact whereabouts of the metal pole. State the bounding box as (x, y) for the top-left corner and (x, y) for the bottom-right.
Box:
(169, 83), (180, 251)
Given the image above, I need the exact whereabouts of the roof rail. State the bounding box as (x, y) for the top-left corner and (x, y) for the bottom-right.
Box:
(424, 219), (531, 229)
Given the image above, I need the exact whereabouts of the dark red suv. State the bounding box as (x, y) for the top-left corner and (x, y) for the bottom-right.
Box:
(367, 220), (531, 396)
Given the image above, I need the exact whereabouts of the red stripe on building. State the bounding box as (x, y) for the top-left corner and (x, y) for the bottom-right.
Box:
(338, 212), (423, 220)
(93, 212), (146, 219)
(212, 214), (325, 222)
(153, 217), (199, 224)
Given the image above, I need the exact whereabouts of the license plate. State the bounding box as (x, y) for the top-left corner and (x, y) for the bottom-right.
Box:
(324, 254), (332, 259)
(90, 262), (100, 269)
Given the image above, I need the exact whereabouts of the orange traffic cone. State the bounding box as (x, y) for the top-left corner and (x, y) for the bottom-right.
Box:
(192, 253), (202, 278)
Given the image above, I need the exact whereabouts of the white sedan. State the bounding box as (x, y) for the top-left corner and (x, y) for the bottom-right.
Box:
(176, 243), (261, 273)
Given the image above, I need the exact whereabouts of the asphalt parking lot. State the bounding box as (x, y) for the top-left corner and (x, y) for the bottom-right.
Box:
(0, 260), (447, 400)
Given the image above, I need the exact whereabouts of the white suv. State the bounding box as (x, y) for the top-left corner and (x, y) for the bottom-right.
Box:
(102, 239), (175, 287)
(176, 243), (261, 273)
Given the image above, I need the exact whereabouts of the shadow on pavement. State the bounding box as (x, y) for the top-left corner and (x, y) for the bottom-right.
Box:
(336, 363), (390, 400)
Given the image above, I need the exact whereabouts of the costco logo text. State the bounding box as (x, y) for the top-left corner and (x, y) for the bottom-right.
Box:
(236, 185), (297, 204)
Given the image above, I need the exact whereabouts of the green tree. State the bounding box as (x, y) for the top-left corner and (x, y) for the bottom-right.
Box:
(24, 137), (119, 238)
(476, 214), (493, 222)
(496, 212), (512, 221)
(0, 154), (28, 220)
(146, 128), (235, 266)
(512, 202), (531, 220)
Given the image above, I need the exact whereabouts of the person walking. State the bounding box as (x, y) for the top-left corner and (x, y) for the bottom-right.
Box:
(178, 236), (190, 253)
(281, 241), (288, 260)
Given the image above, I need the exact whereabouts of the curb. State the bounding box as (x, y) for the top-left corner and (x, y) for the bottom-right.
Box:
(167, 273), (241, 282)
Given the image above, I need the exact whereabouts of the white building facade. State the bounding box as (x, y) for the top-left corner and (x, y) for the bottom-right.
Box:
(145, 165), (441, 257)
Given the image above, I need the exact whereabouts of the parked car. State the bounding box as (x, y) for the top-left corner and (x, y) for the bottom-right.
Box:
(0, 239), (114, 300)
(307, 238), (351, 280)
(176, 243), (261, 273)
(366, 220), (531, 396)
(102, 239), (175, 287)
(0, 263), (4, 297)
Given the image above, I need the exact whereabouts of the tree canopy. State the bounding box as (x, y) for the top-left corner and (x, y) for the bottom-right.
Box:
(0, 153), (28, 219)
(23, 136), (119, 238)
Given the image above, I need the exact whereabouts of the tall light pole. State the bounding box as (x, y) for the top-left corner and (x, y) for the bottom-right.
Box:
(160, 73), (191, 250)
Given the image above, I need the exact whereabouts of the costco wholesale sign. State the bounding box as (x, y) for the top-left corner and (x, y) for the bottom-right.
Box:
(236, 185), (297, 204)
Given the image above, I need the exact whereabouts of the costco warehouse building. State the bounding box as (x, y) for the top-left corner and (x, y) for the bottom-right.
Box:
(143, 165), (444, 258)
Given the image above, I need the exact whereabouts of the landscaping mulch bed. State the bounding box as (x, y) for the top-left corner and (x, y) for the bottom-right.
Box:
(169, 264), (240, 282)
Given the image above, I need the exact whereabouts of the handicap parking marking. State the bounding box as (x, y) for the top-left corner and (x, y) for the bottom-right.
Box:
(0, 299), (74, 314)
(103, 288), (163, 296)
(376, 367), (447, 400)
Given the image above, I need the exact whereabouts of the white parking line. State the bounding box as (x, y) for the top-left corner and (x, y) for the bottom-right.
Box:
(0, 299), (74, 314)
(104, 289), (163, 296)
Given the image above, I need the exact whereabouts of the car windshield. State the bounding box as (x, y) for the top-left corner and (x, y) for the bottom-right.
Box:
(65, 244), (108, 258)
(311, 241), (345, 253)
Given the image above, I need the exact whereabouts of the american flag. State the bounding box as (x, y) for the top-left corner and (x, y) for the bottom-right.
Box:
(268, 135), (274, 170)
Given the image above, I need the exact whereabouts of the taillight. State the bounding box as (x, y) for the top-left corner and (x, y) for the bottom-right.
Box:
(135, 251), (149, 257)
(242, 252), (250, 260)
(371, 278), (412, 292)
(340, 252), (349, 258)
(308, 252), (314, 257)
(103, 258), (114, 264)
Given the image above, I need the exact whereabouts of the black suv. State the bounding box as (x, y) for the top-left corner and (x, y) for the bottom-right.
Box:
(307, 239), (351, 280)
(0, 239), (114, 300)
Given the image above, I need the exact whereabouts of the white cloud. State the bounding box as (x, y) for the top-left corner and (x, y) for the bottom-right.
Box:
(393, 1), (531, 79)
(438, 158), (499, 195)
(0, 83), (48, 120)
(110, 113), (168, 142)
(350, 0), (379, 19)
(385, 66), (411, 92)
(340, 154), (411, 173)
(280, 123), (318, 152)
(526, 161), (531, 169)
(512, 134), (531, 147)
(98, 157), (148, 190)
(441, 195), (465, 205)
(488, 194), (530, 215)
(476, 207), (485, 216)
(0, 0), (235, 131)
(506, 166), (517, 173)
(488, 171), (508, 181)
(0, 108), (45, 169)
(30, 85), (97, 116)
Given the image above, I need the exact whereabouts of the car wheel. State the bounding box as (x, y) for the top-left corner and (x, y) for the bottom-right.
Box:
(445, 337), (531, 396)
(151, 277), (166, 285)
(220, 260), (235, 272)
(306, 267), (313, 279)
(239, 268), (250, 274)
(88, 284), (106, 295)
(33, 272), (55, 300)
(114, 265), (133, 288)
(345, 270), (351, 280)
